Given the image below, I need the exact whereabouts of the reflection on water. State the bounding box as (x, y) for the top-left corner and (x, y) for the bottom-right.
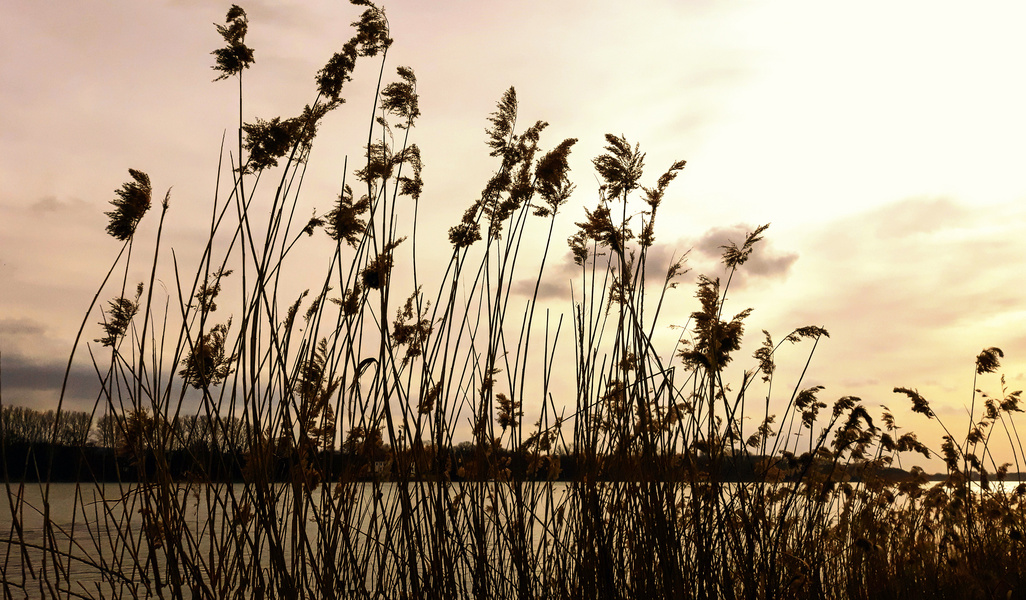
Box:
(1, 482), (205, 599)
(1, 479), (1014, 599)
(0, 480), (575, 599)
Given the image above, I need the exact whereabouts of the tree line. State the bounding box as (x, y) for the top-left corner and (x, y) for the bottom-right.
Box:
(1, 405), (918, 483)
(0, 405), (92, 446)
(0, 404), (253, 451)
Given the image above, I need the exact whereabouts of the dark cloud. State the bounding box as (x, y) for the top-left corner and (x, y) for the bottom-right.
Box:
(747, 252), (800, 279)
(0, 353), (98, 409)
(515, 278), (571, 303)
(683, 223), (798, 287)
(28, 195), (90, 215)
(511, 250), (587, 301)
(0, 318), (98, 410)
(0, 318), (46, 337)
(513, 222), (796, 301)
(30, 196), (61, 213)
(0, 318), (66, 361)
(693, 224), (745, 258)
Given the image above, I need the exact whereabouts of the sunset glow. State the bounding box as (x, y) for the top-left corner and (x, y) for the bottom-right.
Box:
(3, 0), (1025, 469)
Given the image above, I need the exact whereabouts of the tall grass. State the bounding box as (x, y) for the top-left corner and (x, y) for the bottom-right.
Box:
(2, 2), (1025, 598)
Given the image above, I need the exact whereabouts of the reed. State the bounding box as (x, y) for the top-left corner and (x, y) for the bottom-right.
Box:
(2, 2), (1024, 599)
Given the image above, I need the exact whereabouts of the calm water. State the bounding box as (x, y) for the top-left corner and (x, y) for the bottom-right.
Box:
(0, 480), (574, 599)
(1, 478), (1012, 599)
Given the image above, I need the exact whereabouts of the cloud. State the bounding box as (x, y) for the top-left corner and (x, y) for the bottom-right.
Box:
(791, 197), (1024, 331)
(758, 197), (1026, 413)
(25, 195), (92, 217)
(0, 352), (99, 411)
(0, 316), (110, 413)
(29, 196), (62, 213)
(869, 196), (970, 238)
(510, 250), (582, 302)
(682, 223), (799, 287)
(0, 317), (66, 358)
(169, 0), (321, 31)
(513, 222), (797, 301)
(0, 318), (46, 338)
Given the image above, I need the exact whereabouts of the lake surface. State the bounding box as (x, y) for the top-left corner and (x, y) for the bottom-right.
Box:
(0, 480), (576, 599)
(1, 478), (1012, 599)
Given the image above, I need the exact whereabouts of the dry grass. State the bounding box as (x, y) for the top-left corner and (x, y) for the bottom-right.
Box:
(2, 3), (1025, 599)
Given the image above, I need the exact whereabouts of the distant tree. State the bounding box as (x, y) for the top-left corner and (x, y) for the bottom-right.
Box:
(55, 410), (92, 446)
(93, 413), (120, 448)
(1, 405), (38, 444)
(173, 414), (211, 451)
(343, 425), (388, 460)
(1, 405), (92, 446)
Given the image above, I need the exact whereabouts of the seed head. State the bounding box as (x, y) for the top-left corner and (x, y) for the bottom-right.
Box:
(211, 5), (254, 81)
(105, 170), (151, 241)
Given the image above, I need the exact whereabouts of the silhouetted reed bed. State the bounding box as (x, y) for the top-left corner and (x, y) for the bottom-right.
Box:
(3, 3), (1025, 598)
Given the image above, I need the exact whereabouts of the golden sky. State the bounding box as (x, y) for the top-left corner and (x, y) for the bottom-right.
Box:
(2, 0), (1025, 468)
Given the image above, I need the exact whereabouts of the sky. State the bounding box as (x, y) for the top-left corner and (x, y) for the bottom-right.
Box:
(3, 0), (1026, 469)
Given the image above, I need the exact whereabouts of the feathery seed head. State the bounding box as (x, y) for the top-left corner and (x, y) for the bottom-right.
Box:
(240, 115), (316, 174)
(381, 66), (420, 124)
(976, 347), (1003, 374)
(449, 221), (481, 250)
(316, 41), (358, 103)
(568, 231), (589, 266)
(894, 387), (933, 417)
(180, 319), (236, 388)
(721, 223), (770, 270)
(96, 283), (143, 347)
(754, 330), (775, 381)
(391, 288), (432, 364)
(325, 186), (370, 247)
(361, 238), (405, 289)
(315, 3), (390, 103)
(593, 134), (645, 201)
(534, 138), (577, 216)
(486, 88), (518, 157)
(211, 5), (254, 81)
(394, 144), (424, 199)
(677, 276), (750, 371)
(352, 4), (391, 56)
(496, 393), (522, 431)
(784, 326), (830, 344)
(105, 169), (152, 240)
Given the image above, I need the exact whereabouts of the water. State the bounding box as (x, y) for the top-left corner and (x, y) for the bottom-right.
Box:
(0, 480), (575, 599)
(2, 478), (1014, 599)
(1, 481), (209, 599)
